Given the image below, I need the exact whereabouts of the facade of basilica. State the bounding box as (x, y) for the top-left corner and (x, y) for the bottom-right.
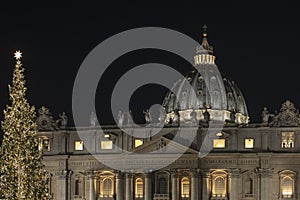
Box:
(38, 30), (300, 200)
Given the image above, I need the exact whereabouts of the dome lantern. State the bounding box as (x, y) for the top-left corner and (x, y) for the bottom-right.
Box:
(194, 25), (215, 65)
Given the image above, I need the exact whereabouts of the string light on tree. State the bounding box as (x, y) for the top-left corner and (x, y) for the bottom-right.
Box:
(0, 51), (51, 199)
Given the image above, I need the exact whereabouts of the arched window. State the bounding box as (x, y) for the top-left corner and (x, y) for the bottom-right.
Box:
(75, 179), (80, 195)
(215, 177), (225, 196)
(211, 171), (227, 198)
(103, 178), (113, 197)
(282, 177), (293, 198)
(159, 177), (167, 194)
(181, 177), (190, 197)
(135, 178), (144, 198)
(245, 178), (253, 195)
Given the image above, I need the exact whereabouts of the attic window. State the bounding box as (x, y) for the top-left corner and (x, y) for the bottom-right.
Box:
(213, 139), (225, 148)
(134, 139), (144, 148)
(244, 139), (254, 149)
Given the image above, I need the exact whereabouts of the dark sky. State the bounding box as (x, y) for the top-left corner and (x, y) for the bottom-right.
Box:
(0, 2), (300, 128)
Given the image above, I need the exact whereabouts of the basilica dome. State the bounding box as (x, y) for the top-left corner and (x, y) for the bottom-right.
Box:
(162, 29), (249, 124)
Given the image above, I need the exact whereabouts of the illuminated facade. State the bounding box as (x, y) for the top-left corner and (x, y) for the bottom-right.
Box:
(39, 30), (300, 200)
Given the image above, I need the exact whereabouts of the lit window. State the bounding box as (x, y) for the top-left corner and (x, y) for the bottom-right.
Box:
(213, 139), (225, 148)
(245, 139), (254, 149)
(181, 177), (190, 197)
(135, 178), (144, 198)
(101, 178), (113, 197)
(211, 171), (227, 198)
(38, 137), (50, 151)
(282, 132), (294, 148)
(101, 141), (113, 149)
(279, 170), (295, 199)
(213, 177), (226, 197)
(104, 134), (110, 138)
(282, 177), (293, 198)
(75, 141), (84, 151)
(134, 139), (144, 148)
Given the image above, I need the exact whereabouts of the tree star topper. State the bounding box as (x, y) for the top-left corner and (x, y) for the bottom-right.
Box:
(14, 50), (22, 60)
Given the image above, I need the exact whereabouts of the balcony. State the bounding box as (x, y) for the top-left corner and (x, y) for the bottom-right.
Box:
(72, 195), (85, 200)
(210, 194), (228, 200)
(153, 194), (170, 200)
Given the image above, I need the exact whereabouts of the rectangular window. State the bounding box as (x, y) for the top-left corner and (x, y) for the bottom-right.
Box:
(245, 139), (254, 149)
(75, 141), (84, 151)
(134, 139), (144, 148)
(101, 141), (113, 149)
(38, 137), (50, 151)
(282, 132), (294, 148)
(213, 139), (225, 148)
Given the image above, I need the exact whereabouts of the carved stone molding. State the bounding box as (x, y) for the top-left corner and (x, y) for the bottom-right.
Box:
(255, 168), (274, 178)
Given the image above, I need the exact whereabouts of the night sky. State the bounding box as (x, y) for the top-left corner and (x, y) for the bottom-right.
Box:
(0, 2), (300, 129)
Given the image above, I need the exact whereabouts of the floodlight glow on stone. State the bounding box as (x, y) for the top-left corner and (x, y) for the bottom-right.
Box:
(14, 50), (22, 60)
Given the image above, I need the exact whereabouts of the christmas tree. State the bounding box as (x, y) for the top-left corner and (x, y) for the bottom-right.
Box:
(0, 51), (51, 199)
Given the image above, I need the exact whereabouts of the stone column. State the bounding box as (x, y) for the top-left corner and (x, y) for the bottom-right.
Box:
(190, 169), (199, 200)
(125, 173), (133, 200)
(85, 171), (95, 200)
(55, 170), (68, 200)
(202, 169), (210, 200)
(228, 168), (241, 200)
(116, 172), (124, 200)
(171, 170), (179, 200)
(144, 173), (152, 200)
(256, 168), (273, 200)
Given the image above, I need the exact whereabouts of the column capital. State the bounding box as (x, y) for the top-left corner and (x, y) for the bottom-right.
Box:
(125, 173), (133, 178)
(170, 169), (178, 178)
(190, 169), (200, 178)
(201, 169), (211, 178)
(228, 168), (241, 178)
(116, 171), (125, 179)
(144, 173), (152, 178)
(55, 170), (68, 179)
(255, 167), (274, 178)
(85, 170), (96, 179)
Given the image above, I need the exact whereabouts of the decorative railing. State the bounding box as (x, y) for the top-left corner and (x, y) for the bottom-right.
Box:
(72, 195), (85, 200)
(210, 195), (228, 200)
(153, 194), (170, 200)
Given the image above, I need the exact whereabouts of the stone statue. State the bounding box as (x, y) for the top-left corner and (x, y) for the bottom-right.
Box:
(230, 111), (236, 122)
(158, 108), (166, 124)
(58, 112), (68, 128)
(143, 109), (151, 124)
(203, 108), (210, 123)
(261, 107), (270, 123)
(190, 109), (197, 125)
(126, 110), (133, 125)
(173, 109), (179, 124)
(117, 110), (124, 126)
(89, 112), (97, 127)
